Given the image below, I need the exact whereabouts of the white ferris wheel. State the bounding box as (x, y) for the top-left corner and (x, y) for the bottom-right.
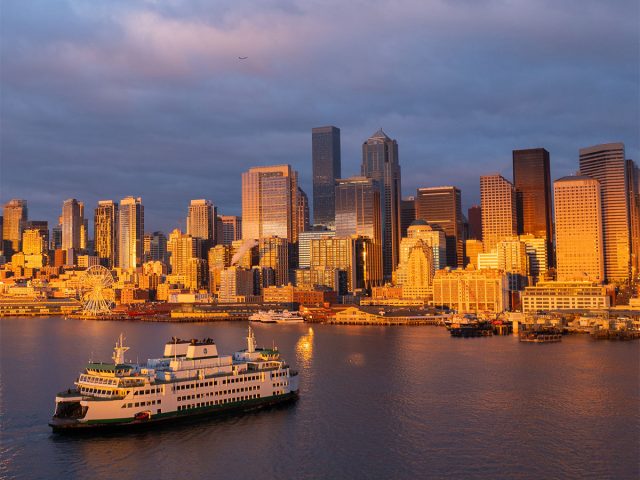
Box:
(79, 265), (114, 315)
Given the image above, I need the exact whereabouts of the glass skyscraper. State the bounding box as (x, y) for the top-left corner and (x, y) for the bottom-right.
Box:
(312, 126), (341, 227)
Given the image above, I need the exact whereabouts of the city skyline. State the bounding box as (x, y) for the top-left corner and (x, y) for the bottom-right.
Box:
(1, 1), (638, 231)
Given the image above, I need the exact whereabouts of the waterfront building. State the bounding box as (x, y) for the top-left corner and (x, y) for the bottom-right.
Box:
(312, 126), (341, 227)
(480, 174), (517, 252)
(554, 176), (604, 283)
(2, 199), (27, 256)
(294, 267), (346, 294)
(464, 239), (484, 269)
(579, 143), (630, 282)
(335, 176), (383, 284)
(258, 236), (289, 286)
(187, 199), (217, 257)
(432, 268), (509, 314)
(296, 187), (310, 234)
(94, 200), (118, 268)
(415, 186), (464, 267)
(118, 196), (144, 270)
(400, 197), (416, 238)
(521, 281), (610, 313)
(61, 199), (83, 253)
(467, 205), (482, 241)
(513, 148), (553, 266)
(220, 216), (242, 245)
(242, 164), (299, 243)
(298, 228), (335, 268)
(361, 129), (401, 278)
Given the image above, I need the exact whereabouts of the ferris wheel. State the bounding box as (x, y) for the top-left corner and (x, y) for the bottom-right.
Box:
(79, 265), (114, 315)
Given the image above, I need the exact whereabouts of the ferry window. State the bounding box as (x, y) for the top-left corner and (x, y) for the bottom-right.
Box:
(128, 403), (132, 408)
(135, 402), (139, 407)
(158, 400), (161, 404)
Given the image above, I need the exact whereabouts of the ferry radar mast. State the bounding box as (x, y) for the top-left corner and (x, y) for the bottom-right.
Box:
(247, 326), (256, 353)
(112, 333), (129, 364)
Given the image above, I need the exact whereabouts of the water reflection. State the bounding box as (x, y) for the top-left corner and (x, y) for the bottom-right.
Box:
(295, 328), (314, 368)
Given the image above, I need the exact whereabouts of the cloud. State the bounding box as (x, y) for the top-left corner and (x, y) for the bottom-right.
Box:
(1, 0), (638, 231)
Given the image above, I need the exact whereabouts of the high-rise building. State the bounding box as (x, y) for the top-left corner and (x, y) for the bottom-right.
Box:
(627, 160), (640, 278)
(298, 228), (335, 268)
(519, 234), (548, 283)
(51, 219), (62, 251)
(22, 228), (47, 255)
(220, 216), (242, 245)
(579, 143), (630, 282)
(361, 129), (401, 278)
(297, 187), (310, 234)
(335, 176), (383, 284)
(400, 196), (416, 238)
(242, 165), (299, 242)
(26, 221), (49, 252)
(118, 196), (144, 270)
(94, 200), (118, 268)
(61, 199), (83, 252)
(480, 174), (517, 252)
(553, 176), (604, 283)
(400, 220), (447, 271)
(464, 239), (484, 269)
(2, 199), (27, 256)
(415, 186), (464, 268)
(79, 203), (88, 250)
(144, 231), (167, 264)
(312, 126), (341, 227)
(168, 229), (204, 291)
(258, 236), (289, 286)
(467, 205), (482, 241)
(187, 199), (217, 257)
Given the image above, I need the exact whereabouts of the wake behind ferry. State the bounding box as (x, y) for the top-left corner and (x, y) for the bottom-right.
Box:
(49, 327), (299, 432)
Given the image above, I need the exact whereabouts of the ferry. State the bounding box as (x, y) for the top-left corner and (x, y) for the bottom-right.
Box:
(49, 327), (299, 432)
(248, 310), (305, 324)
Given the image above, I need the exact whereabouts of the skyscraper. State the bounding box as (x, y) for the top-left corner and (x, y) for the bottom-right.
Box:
(61, 198), (83, 252)
(258, 236), (289, 286)
(361, 129), (401, 278)
(467, 205), (482, 241)
(118, 196), (144, 270)
(400, 196), (416, 238)
(26, 220), (49, 252)
(415, 186), (464, 268)
(312, 126), (341, 227)
(298, 228), (335, 268)
(480, 174), (517, 252)
(187, 199), (217, 257)
(2, 199), (27, 256)
(335, 176), (383, 286)
(296, 187), (310, 234)
(553, 176), (604, 283)
(168, 229), (203, 290)
(220, 216), (242, 245)
(242, 165), (299, 242)
(627, 159), (640, 277)
(513, 148), (552, 265)
(579, 143), (630, 282)
(94, 200), (118, 268)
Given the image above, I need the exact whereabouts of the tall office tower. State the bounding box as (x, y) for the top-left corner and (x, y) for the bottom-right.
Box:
(78, 202), (88, 250)
(298, 228), (335, 268)
(148, 231), (168, 264)
(309, 236), (375, 292)
(312, 126), (341, 227)
(242, 165), (299, 242)
(400, 196), (416, 238)
(220, 216), (242, 245)
(579, 143), (630, 282)
(3, 199), (28, 256)
(258, 236), (289, 286)
(401, 220), (446, 270)
(26, 221), (49, 252)
(22, 228), (47, 255)
(513, 148), (553, 265)
(118, 196), (144, 270)
(553, 176), (604, 283)
(51, 218), (62, 251)
(519, 234), (548, 283)
(208, 244), (234, 293)
(94, 200), (118, 268)
(335, 176), (383, 284)
(297, 187), (310, 234)
(415, 186), (464, 268)
(61, 199), (83, 252)
(167, 229), (203, 290)
(361, 129), (401, 278)
(467, 205), (482, 241)
(625, 159), (640, 278)
(480, 174), (517, 252)
(187, 199), (217, 258)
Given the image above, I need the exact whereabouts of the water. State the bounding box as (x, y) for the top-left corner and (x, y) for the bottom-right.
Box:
(1, 317), (639, 480)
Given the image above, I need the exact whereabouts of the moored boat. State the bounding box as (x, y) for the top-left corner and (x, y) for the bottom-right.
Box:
(248, 310), (305, 324)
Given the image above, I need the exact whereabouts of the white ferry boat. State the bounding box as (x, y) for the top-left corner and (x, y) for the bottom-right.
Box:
(248, 310), (305, 324)
(49, 327), (299, 432)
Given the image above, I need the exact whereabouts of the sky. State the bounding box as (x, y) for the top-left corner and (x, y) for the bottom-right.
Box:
(1, 0), (638, 233)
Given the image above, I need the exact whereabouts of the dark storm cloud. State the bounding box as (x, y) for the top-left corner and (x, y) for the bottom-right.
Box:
(1, 0), (638, 231)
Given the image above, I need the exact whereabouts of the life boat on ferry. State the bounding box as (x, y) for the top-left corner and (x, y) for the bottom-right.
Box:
(134, 410), (151, 421)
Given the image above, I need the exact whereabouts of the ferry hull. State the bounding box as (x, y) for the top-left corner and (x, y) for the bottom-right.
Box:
(50, 391), (298, 433)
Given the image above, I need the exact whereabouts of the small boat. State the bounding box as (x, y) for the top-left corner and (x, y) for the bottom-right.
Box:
(248, 310), (305, 324)
(519, 327), (562, 343)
